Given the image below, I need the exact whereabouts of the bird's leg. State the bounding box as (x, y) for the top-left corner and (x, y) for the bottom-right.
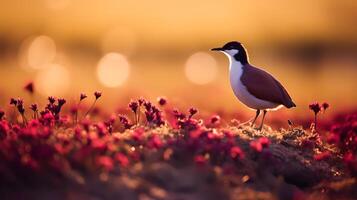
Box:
(250, 109), (260, 127)
(257, 110), (267, 131)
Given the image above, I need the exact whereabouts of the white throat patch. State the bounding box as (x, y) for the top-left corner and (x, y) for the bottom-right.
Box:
(223, 49), (239, 58)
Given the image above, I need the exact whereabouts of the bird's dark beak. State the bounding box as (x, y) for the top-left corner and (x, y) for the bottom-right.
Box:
(211, 47), (223, 51)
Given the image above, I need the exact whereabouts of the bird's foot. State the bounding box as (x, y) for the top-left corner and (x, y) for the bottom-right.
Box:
(239, 118), (254, 127)
(254, 126), (263, 132)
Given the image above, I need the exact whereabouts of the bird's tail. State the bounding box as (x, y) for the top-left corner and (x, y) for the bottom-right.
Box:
(286, 101), (296, 108)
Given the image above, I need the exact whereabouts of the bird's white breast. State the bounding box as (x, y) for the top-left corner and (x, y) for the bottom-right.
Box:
(227, 57), (281, 110)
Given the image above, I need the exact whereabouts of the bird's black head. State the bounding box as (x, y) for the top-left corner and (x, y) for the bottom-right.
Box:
(211, 41), (249, 64)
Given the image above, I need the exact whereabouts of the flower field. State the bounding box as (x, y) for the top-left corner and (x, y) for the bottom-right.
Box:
(0, 92), (356, 200)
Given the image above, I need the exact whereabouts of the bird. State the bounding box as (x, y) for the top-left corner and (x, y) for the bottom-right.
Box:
(211, 41), (296, 130)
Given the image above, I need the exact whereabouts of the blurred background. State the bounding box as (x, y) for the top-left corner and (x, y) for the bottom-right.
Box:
(0, 0), (356, 115)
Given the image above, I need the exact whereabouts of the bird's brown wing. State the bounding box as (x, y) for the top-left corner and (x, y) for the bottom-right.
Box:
(241, 64), (296, 108)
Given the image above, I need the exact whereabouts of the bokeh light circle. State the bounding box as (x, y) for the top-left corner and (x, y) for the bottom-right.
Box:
(27, 35), (56, 69)
(97, 53), (130, 87)
(185, 52), (218, 85)
(35, 64), (70, 96)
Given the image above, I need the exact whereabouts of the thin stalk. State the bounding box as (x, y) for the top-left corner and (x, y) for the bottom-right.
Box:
(21, 114), (27, 126)
(83, 99), (97, 119)
(137, 107), (141, 125)
(314, 114), (317, 130)
(75, 101), (82, 124)
(133, 112), (137, 125)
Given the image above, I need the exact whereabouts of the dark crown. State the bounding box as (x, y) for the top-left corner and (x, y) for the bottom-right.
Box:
(223, 41), (249, 64)
(222, 41), (243, 50)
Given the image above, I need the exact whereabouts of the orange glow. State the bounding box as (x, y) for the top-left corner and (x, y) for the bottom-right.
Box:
(27, 36), (56, 70)
(45, 0), (71, 10)
(185, 52), (218, 85)
(101, 27), (137, 55)
(35, 64), (70, 96)
(97, 53), (130, 88)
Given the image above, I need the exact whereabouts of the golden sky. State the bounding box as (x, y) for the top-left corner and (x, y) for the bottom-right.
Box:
(0, 0), (356, 113)
(1, 0), (357, 48)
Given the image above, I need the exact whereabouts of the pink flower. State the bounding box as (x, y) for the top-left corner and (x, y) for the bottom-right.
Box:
(0, 120), (10, 139)
(96, 156), (114, 171)
(94, 91), (102, 100)
(132, 127), (144, 141)
(0, 109), (4, 120)
(309, 102), (321, 114)
(118, 114), (132, 129)
(147, 134), (163, 149)
(10, 98), (17, 106)
(138, 97), (145, 106)
(48, 96), (56, 104)
(314, 151), (331, 161)
(259, 137), (270, 148)
(210, 115), (220, 124)
(30, 104), (38, 112)
(250, 141), (263, 152)
(91, 139), (107, 152)
(250, 137), (271, 152)
(157, 97), (167, 106)
(80, 93), (87, 101)
(322, 102), (329, 111)
(128, 100), (139, 113)
(230, 146), (244, 159)
(16, 98), (25, 114)
(115, 153), (129, 167)
(188, 107), (198, 118)
(194, 155), (207, 166)
(173, 109), (185, 120)
(24, 81), (34, 94)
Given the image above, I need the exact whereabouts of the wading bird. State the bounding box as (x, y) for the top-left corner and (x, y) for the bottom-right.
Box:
(211, 41), (296, 130)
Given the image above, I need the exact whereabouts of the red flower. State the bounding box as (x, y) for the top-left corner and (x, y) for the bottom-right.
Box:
(94, 91), (102, 100)
(173, 109), (185, 120)
(24, 82), (34, 94)
(0, 109), (4, 120)
(314, 151), (331, 161)
(16, 98), (25, 114)
(80, 93), (87, 101)
(128, 100), (139, 113)
(138, 97), (145, 106)
(210, 115), (220, 124)
(0, 120), (10, 139)
(250, 137), (271, 153)
(188, 107), (198, 118)
(230, 146), (244, 159)
(147, 134), (163, 149)
(57, 98), (66, 106)
(30, 104), (38, 112)
(132, 127), (144, 141)
(194, 155), (207, 166)
(309, 102), (321, 114)
(322, 102), (329, 111)
(157, 97), (167, 106)
(259, 137), (270, 148)
(96, 156), (114, 171)
(250, 141), (263, 152)
(118, 114), (132, 129)
(115, 153), (129, 167)
(10, 98), (17, 106)
(48, 96), (56, 104)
